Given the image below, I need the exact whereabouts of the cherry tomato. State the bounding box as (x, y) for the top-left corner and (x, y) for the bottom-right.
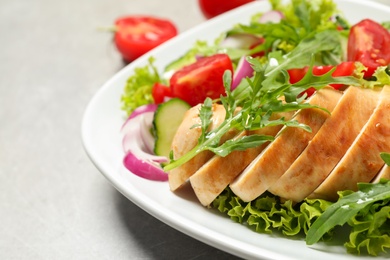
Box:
(114, 16), (178, 62)
(347, 19), (390, 78)
(170, 54), (233, 106)
(152, 82), (173, 104)
(288, 61), (355, 96)
(198, 0), (254, 19)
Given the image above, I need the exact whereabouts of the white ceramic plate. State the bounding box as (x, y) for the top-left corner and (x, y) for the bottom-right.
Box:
(82, 1), (390, 259)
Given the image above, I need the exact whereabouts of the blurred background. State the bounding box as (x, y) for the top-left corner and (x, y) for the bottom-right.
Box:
(0, 0), (389, 259)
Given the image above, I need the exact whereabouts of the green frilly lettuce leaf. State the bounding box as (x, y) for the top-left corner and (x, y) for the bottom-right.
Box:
(213, 180), (390, 256)
(212, 188), (333, 238)
(120, 57), (160, 116)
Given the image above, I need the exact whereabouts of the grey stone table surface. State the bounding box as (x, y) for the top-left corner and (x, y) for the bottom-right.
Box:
(0, 0), (389, 259)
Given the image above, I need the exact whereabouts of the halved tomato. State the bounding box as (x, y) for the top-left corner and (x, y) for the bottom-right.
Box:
(347, 19), (390, 78)
(170, 54), (233, 106)
(114, 16), (177, 62)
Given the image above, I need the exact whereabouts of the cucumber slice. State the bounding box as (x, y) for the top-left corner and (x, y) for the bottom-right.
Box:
(153, 98), (191, 157)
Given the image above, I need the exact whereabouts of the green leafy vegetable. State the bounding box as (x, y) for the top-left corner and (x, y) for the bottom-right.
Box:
(212, 188), (334, 239)
(265, 30), (342, 74)
(382, 21), (390, 31)
(214, 180), (390, 256)
(269, 0), (342, 32)
(352, 62), (390, 89)
(209, 134), (275, 157)
(196, 97), (213, 144)
(229, 0), (346, 61)
(345, 199), (390, 255)
(373, 67), (390, 85)
(381, 153), (390, 166)
(121, 57), (161, 116)
(306, 180), (390, 256)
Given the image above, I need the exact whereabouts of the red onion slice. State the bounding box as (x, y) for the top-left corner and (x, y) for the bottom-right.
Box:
(122, 114), (168, 163)
(139, 112), (155, 154)
(121, 104), (156, 134)
(121, 104), (158, 154)
(220, 33), (261, 50)
(121, 105), (169, 181)
(123, 152), (168, 181)
(129, 103), (158, 120)
(232, 56), (254, 90)
(258, 10), (284, 23)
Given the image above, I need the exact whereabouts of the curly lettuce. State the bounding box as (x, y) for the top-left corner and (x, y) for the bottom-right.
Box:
(213, 179), (390, 256)
(349, 62), (390, 89)
(213, 188), (333, 239)
(121, 57), (161, 116)
(345, 199), (390, 255)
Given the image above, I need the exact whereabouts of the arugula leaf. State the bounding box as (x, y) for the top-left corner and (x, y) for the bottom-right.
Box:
(209, 134), (275, 157)
(196, 97), (213, 144)
(229, 21), (301, 53)
(263, 29), (344, 81)
(306, 180), (390, 246)
(381, 153), (390, 166)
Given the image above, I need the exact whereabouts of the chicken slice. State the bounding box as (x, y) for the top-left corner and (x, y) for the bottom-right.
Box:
(309, 86), (390, 200)
(169, 104), (237, 191)
(229, 87), (342, 202)
(372, 165), (390, 183)
(190, 111), (293, 206)
(269, 86), (381, 203)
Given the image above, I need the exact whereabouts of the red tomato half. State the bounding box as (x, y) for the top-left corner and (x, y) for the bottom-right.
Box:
(114, 16), (177, 62)
(347, 19), (390, 78)
(152, 82), (173, 104)
(170, 54), (233, 106)
(198, 0), (254, 19)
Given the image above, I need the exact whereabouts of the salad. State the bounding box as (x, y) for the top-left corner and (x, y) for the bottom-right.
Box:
(119, 0), (390, 256)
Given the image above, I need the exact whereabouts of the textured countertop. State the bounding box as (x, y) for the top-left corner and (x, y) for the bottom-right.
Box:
(1, 0), (389, 259)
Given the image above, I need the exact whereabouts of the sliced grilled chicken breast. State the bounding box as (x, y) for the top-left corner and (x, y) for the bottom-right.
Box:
(169, 104), (237, 191)
(373, 165), (390, 183)
(269, 86), (381, 202)
(230, 87), (342, 202)
(190, 111), (293, 206)
(310, 86), (390, 200)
